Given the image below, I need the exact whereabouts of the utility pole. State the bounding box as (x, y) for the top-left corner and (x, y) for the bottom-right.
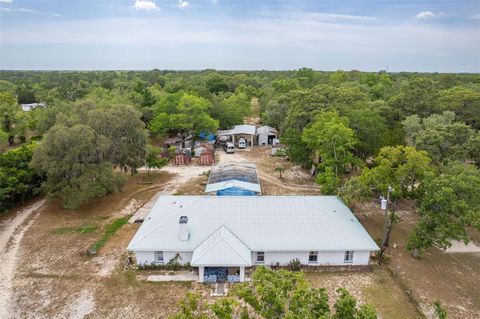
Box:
(379, 186), (394, 264)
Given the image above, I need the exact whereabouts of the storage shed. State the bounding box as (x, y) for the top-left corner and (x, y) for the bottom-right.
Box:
(199, 149), (215, 165)
(175, 149), (191, 165)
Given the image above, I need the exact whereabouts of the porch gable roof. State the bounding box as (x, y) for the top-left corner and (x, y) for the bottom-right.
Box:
(191, 226), (252, 267)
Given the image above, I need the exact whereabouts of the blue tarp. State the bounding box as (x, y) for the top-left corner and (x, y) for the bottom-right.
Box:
(198, 131), (216, 141)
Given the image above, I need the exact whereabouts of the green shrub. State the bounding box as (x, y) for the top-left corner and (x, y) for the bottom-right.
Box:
(288, 258), (302, 271)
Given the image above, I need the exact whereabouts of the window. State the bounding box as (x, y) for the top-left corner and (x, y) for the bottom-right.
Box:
(256, 252), (265, 264)
(154, 251), (164, 264)
(344, 251), (354, 263)
(308, 251), (318, 263)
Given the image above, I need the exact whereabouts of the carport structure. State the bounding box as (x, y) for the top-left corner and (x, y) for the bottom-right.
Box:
(217, 125), (256, 149)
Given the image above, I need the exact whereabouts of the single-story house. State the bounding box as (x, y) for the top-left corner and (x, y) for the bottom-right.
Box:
(205, 163), (261, 196)
(256, 126), (278, 146)
(127, 196), (379, 283)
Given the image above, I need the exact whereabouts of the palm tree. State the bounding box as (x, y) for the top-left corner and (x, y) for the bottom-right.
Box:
(275, 166), (285, 179)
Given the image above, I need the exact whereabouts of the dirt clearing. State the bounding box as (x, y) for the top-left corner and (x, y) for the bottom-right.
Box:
(307, 268), (421, 319)
(356, 201), (480, 319)
(216, 146), (320, 195)
(0, 200), (45, 319)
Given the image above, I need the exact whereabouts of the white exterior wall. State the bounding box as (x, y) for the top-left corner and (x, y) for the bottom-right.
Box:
(251, 251), (371, 266)
(135, 250), (371, 266)
(135, 251), (193, 266)
(258, 133), (277, 145)
(258, 134), (268, 146)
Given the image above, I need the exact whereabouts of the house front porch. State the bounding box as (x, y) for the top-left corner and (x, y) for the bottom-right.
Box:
(198, 266), (246, 283)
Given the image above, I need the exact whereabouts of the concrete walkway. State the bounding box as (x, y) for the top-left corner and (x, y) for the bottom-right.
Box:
(147, 272), (198, 282)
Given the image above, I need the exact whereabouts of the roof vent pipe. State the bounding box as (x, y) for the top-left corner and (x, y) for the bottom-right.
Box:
(179, 216), (189, 241)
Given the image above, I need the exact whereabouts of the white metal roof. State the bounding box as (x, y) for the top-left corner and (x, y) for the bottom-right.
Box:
(205, 180), (261, 193)
(191, 226), (252, 266)
(256, 126), (278, 135)
(127, 196), (379, 253)
(230, 125), (256, 135)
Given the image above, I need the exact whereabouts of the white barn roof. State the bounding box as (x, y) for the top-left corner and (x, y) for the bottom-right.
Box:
(256, 126), (278, 135)
(128, 196), (379, 253)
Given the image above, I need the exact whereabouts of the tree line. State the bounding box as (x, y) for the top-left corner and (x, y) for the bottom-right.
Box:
(0, 69), (479, 256)
(257, 69), (480, 257)
(0, 70), (255, 210)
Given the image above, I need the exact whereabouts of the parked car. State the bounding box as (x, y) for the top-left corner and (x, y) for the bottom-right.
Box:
(224, 142), (235, 153)
(238, 138), (246, 149)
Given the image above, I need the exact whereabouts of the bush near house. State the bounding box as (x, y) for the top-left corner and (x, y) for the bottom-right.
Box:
(170, 267), (378, 319)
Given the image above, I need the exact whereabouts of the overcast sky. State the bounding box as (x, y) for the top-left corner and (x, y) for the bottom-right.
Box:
(0, 0), (479, 72)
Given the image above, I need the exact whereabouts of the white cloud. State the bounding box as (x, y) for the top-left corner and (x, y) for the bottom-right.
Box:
(212, 0), (218, 4)
(133, 0), (159, 11)
(0, 0), (13, 3)
(471, 13), (480, 20)
(415, 11), (435, 19)
(18, 8), (34, 13)
(0, 7), (59, 16)
(177, 0), (189, 10)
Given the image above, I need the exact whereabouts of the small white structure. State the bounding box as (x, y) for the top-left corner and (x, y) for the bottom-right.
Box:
(21, 102), (45, 112)
(256, 126), (278, 145)
(128, 196), (379, 283)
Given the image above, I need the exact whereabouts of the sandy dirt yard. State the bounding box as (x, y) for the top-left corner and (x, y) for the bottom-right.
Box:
(0, 172), (210, 319)
(355, 200), (480, 319)
(0, 200), (45, 319)
(1, 146), (479, 318)
(216, 146), (320, 195)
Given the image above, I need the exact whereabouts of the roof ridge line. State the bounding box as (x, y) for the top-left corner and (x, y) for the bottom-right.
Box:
(219, 225), (252, 265)
(222, 236), (252, 265)
(191, 225), (227, 263)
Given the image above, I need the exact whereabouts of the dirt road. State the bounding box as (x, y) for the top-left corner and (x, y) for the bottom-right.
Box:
(0, 200), (45, 319)
(216, 148), (320, 193)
